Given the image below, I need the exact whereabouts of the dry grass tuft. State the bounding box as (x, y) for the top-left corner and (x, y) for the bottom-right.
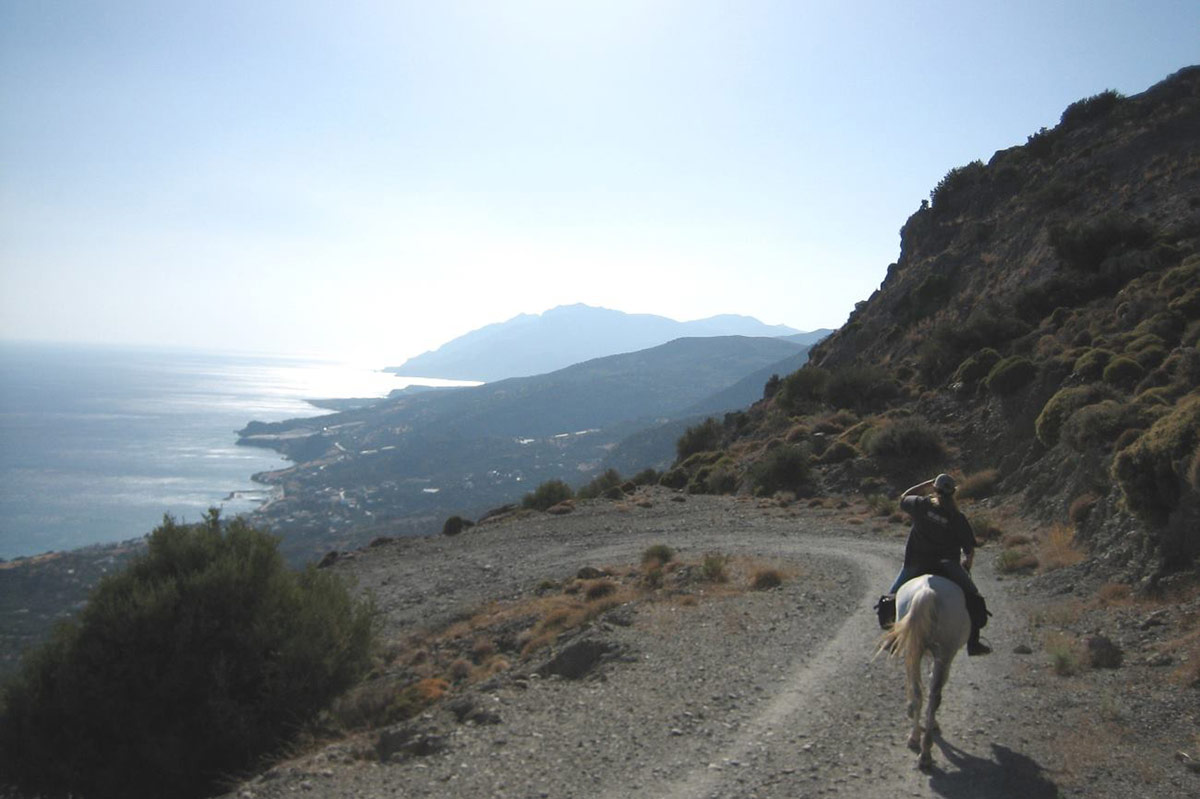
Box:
(642, 544), (675, 566)
(750, 568), (784, 591)
(1044, 631), (1085, 676)
(700, 552), (730, 583)
(584, 579), (618, 601)
(1039, 523), (1086, 572)
(1093, 582), (1133, 607)
(998, 547), (1039, 574)
(970, 513), (1004, 543)
(957, 468), (1000, 500)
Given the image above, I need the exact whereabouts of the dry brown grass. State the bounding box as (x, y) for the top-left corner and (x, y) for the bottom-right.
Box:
(1092, 582), (1134, 607)
(1029, 599), (1085, 629)
(957, 468), (1000, 500)
(750, 568), (784, 591)
(998, 547), (1039, 573)
(1039, 523), (1086, 572)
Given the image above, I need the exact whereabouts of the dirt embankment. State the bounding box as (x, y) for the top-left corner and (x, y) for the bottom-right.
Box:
(225, 490), (1199, 799)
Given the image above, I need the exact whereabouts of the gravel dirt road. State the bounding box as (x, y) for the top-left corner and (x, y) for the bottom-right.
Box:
(226, 490), (1198, 799)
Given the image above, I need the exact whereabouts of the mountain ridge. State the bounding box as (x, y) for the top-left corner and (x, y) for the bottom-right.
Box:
(387, 303), (809, 381)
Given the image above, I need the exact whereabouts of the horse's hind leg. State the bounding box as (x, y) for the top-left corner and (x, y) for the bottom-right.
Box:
(919, 658), (952, 770)
(906, 658), (924, 752)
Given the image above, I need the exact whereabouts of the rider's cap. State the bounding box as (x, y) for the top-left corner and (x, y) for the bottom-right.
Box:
(933, 473), (957, 495)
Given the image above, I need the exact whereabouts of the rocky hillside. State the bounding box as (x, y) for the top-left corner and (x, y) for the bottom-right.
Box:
(668, 66), (1200, 584)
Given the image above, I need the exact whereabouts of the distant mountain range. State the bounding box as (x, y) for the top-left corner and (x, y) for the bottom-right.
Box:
(387, 303), (829, 382)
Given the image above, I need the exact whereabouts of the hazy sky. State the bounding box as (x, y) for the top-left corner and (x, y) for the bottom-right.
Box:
(2, 1), (1197, 364)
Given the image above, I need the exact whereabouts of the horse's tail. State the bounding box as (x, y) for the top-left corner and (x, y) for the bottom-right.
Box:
(877, 583), (937, 670)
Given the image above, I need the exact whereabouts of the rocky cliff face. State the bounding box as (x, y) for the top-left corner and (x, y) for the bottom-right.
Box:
(719, 66), (1200, 583)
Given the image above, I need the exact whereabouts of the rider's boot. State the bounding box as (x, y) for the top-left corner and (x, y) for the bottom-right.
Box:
(965, 592), (992, 655)
(968, 627), (992, 656)
(875, 594), (896, 629)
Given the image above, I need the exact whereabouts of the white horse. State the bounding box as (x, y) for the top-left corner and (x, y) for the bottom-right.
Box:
(877, 574), (971, 770)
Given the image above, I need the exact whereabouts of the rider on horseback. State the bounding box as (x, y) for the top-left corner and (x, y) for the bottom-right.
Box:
(876, 473), (992, 656)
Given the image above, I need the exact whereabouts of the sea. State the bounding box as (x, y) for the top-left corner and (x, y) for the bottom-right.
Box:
(0, 342), (457, 561)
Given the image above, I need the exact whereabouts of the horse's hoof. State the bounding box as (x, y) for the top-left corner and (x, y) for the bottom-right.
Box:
(907, 737), (921, 752)
(918, 754), (934, 772)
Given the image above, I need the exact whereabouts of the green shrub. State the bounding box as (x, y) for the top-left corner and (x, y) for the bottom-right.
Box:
(1133, 345), (1167, 370)
(1169, 288), (1200, 318)
(866, 494), (897, 517)
(523, 479), (574, 511)
(690, 460), (739, 495)
(659, 467), (689, 490)
(818, 440), (859, 464)
(864, 417), (947, 466)
(1073, 348), (1115, 381)
(1035, 385), (1109, 447)
(777, 367), (829, 413)
(1111, 394), (1200, 523)
(1061, 400), (1162, 452)
(0, 513), (375, 799)
(442, 515), (472, 536)
(1102, 356), (1145, 388)
(930, 160), (985, 210)
(824, 365), (899, 413)
(1134, 314), (1184, 345)
(577, 468), (624, 500)
(1049, 215), (1154, 273)
(748, 445), (811, 496)
(676, 418), (723, 462)
(1059, 89), (1123, 128)
(1025, 126), (1059, 160)
(631, 468), (661, 486)
(953, 348), (1003, 385)
(985, 356), (1037, 395)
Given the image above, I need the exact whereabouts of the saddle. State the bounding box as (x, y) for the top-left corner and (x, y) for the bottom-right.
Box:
(875, 569), (991, 632)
